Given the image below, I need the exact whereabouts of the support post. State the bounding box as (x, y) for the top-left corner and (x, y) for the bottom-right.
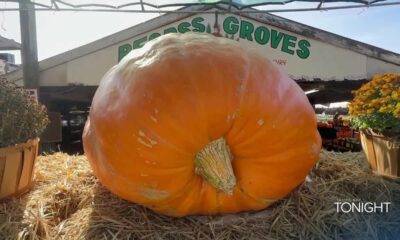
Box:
(19, 0), (39, 91)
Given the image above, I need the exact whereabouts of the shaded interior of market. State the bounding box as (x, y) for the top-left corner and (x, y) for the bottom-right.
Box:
(38, 79), (367, 154)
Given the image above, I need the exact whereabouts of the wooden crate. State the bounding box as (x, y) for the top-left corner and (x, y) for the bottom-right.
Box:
(360, 131), (400, 178)
(0, 139), (39, 200)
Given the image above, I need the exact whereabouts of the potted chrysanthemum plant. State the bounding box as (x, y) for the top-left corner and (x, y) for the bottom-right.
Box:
(349, 73), (400, 178)
(0, 77), (49, 199)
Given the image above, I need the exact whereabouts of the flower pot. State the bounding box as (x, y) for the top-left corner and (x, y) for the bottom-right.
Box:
(0, 138), (39, 200)
(360, 130), (400, 178)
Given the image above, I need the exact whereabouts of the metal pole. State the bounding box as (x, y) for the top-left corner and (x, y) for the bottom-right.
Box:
(19, 0), (39, 91)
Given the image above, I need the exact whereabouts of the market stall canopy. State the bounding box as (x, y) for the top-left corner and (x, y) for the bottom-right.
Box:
(11, 0), (390, 12)
(132, 0), (385, 8)
(50, 0), (385, 8)
(0, 35), (21, 50)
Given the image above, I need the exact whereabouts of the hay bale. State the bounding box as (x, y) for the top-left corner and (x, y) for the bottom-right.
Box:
(1, 151), (399, 240)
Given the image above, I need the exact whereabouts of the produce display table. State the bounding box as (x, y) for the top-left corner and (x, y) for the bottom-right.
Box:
(324, 138), (362, 152)
(317, 117), (362, 152)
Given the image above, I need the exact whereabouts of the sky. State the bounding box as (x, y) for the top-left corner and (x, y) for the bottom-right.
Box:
(0, 1), (399, 64)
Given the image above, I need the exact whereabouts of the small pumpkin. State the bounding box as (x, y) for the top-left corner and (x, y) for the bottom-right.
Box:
(83, 33), (321, 217)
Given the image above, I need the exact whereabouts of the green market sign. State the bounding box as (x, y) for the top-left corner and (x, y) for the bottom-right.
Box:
(118, 15), (311, 62)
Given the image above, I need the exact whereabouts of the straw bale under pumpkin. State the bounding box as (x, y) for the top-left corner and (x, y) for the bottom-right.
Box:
(1, 150), (399, 240)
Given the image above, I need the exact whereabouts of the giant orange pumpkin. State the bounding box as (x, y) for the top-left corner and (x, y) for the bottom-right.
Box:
(83, 33), (321, 217)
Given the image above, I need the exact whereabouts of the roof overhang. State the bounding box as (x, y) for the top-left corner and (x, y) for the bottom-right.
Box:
(0, 35), (21, 50)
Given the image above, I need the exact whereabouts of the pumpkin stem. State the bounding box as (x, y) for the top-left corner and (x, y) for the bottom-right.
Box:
(195, 137), (236, 195)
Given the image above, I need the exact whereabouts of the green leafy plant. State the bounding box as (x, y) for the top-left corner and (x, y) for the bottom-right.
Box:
(349, 74), (400, 133)
(0, 77), (49, 148)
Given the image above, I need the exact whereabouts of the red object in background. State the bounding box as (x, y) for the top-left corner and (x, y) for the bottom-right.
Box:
(337, 131), (352, 139)
(318, 122), (333, 128)
(353, 132), (361, 140)
(336, 126), (352, 138)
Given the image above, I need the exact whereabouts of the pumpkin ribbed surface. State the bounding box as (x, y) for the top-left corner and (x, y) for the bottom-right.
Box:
(83, 33), (321, 217)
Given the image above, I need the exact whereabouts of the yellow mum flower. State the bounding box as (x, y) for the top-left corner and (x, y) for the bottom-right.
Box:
(392, 91), (399, 99)
(380, 88), (392, 96)
(396, 102), (400, 110)
(369, 99), (381, 108)
(379, 96), (392, 104)
(365, 90), (374, 96)
(350, 73), (400, 118)
(394, 107), (400, 118)
(379, 104), (395, 113)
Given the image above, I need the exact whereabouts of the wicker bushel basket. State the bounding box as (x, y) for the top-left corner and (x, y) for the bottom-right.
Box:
(0, 138), (39, 200)
(360, 130), (400, 178)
